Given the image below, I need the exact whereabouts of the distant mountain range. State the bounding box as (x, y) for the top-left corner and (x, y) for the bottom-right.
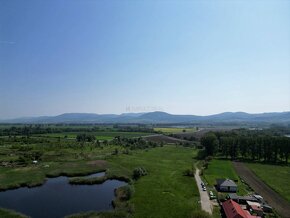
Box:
(1, 111), (290, 124)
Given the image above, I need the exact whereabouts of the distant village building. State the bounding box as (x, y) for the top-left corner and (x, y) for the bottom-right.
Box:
(216, 179), (238, 192)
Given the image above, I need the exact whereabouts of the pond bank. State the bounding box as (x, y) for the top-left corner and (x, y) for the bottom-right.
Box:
(0, 172), (128, 218)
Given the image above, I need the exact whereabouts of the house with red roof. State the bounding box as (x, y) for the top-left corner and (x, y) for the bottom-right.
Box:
(222, 199), (262, 218)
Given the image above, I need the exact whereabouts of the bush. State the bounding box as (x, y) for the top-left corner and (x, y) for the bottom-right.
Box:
(112, 148), (119, 155)
(115, 185), (134, 201)
(183, 168), (195, 177)
(132, 167), (147, 180)
(218, 192), (227, 201)
(203, 161), (209, 169)
(122, 149), (130, 155)
(196, 149), (206, 160)
(205, 156), (213, 161)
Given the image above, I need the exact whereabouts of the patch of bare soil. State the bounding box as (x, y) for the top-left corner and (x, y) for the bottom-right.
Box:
(233, 162), (290, 218)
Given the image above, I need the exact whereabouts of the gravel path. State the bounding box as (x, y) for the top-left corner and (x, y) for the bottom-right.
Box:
(233, 162), (290, 218)
(194, 168), (212, 215)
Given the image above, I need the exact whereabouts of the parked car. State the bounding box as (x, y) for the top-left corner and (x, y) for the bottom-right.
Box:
(203, 187), (207, 191)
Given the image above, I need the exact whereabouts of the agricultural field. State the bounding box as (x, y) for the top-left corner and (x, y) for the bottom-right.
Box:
(154, 127), (197, 134)
(36, 131), (152, 140)
(202, 159), (251, 195)
(246, 163), (290, 202)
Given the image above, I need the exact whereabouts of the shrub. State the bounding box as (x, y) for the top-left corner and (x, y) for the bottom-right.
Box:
(205, 156), (213, 161)
(183, 168), (195, 177)
(112, 148), (119, 155)
(115, 185), (134, 201)
(217, 192), (227, 201)
(203, 161), (209, 169)
(132, 167), (147, 180)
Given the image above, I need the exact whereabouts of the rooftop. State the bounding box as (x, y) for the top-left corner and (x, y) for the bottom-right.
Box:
(217, 179), (237, 187)
(222, 199), (261, 218)
(250, 205), (263, 212)
(228, 193), (258, 202)
(246, 201), (261, 207)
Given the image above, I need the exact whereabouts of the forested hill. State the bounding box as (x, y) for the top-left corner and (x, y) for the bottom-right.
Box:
(1, 111), (290, 124)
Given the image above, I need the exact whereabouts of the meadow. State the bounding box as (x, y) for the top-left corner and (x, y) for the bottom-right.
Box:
(247, 163), (290, 202)
(0, 128), (205, 218)
(202, 159), (251, 195)
(108, 146), (200, 218)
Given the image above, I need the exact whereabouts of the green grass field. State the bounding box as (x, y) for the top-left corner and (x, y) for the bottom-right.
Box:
(0, 142), (204, 218)
(203, 159), (250, 195)
(108, 146), (200, 218)
(154, 127), (197, 134)
(247, 163), (290, 202)
(0, 144), (116, 190)
(36, 131), (151, 140)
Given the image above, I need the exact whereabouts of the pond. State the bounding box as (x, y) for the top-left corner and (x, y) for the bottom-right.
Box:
(85, 171), (106, 178)
(0, 172), (127, 218)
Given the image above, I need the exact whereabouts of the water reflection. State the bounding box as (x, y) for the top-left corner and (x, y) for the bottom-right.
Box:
(0, 174), (127, 218)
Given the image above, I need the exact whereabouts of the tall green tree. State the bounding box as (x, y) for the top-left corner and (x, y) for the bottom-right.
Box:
(201, 133), (218, 156)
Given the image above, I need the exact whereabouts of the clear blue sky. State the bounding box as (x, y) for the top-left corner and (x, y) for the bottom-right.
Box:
(0, 0), (289, 119)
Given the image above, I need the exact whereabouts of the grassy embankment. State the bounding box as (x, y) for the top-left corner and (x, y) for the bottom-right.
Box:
(246, 163), (290, 203)
(0, 208), (28, 218)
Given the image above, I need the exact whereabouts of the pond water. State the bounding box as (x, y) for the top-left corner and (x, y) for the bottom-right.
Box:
(85, 171), (106, 178)
(0, 173), (127, 218)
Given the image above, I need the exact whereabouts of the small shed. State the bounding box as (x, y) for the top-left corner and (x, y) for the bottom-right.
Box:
(228, 193), (258, 204)
(217, 179), (238, 192)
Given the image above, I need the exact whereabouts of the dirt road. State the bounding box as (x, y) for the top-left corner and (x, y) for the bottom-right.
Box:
(194, 168), (212, 215)
(142, 134), (188, 143)
(233, 162), (290, 218)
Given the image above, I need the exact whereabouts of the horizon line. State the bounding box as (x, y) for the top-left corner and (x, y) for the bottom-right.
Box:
(1, 110), (290, 120)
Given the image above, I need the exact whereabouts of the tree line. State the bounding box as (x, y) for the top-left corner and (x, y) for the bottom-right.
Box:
(0, 125), (155, 137)
(201, 130), (290, 164)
